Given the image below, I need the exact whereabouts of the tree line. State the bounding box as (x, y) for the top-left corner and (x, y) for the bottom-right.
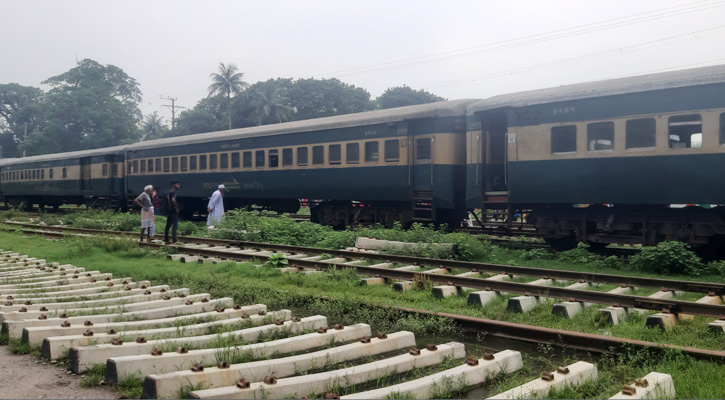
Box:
(0, 59), (445, 158)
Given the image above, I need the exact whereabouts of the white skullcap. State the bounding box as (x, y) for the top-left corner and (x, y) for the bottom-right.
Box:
(218, 184), (225, 189)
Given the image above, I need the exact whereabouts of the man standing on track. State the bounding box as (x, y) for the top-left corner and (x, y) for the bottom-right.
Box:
(164, 180), (181, 244)
(207, 184), (225, 226)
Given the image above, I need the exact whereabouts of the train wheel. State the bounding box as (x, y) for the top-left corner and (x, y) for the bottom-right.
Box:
(543, 234), (578, 251)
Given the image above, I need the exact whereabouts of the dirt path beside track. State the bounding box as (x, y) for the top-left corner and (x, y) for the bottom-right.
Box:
(0, 346), (116, 399)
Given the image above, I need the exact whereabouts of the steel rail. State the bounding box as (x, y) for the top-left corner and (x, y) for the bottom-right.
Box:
(5, 221), (725, 296)
(393, 307), (725, 361)
(7, 224), (725, 362)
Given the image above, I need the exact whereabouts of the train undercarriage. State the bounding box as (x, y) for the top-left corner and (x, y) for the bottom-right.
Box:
(527, 204), (725, 258)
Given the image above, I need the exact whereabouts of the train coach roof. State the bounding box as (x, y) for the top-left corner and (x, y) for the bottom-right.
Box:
(128, 99), (478, 151)
(467, 63), (725, 114)
(0, 145), (126, 166)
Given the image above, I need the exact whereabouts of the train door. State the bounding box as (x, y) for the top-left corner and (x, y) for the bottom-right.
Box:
(410, 135), (435, 222)
(480, 111), (509, 199)
(80, 157), (92, 192)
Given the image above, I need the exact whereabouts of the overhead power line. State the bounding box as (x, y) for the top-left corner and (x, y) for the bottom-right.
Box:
(418, 25), (725, 90)
(314, 0), (725, 79)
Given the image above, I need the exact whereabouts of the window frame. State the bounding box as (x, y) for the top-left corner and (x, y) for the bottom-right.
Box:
(199, 155), (207, 170)
(668, 114), (702, 150)
(587, 122), (614, 152)
(163, 158), (170, 172)
(329, 144), (341, 165)
(243, 151), (252, 168)
(551, 125), (577, 154)
(312, 145), (324, 165)
(231, 152), (240, 169)
(269, 149), (279, 168)
(415, 138), (431, 161)
(255, 150), (265, 168)
(220, 153), (228, 169)
(181, 156), (188, 171)
(365, 141), (379, 163)
(190, 156), (197, 171)
(282, 148), (293, 167)
(625, 118), (656, 150)
(384, 139), (400, 162)
(209, 154), (218, 170)
(346, 143), (359, 164)
(297, 147), (308, 166)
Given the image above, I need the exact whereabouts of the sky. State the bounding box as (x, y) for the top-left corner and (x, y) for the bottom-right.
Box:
(2, 0), (725, 124)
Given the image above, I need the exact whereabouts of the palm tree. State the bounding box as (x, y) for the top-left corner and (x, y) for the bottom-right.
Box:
(249, 86), (291, 125)
(140, 111), (169, 141)
(207, 62), (250, 130)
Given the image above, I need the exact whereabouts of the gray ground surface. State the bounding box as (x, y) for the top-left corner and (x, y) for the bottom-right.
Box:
(0, 346), (116, 399)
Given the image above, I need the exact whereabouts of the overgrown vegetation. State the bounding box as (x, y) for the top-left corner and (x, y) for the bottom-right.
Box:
(211, 210), (491, 261)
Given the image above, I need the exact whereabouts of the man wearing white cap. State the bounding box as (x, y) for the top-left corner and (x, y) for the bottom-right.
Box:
(207, 184), (225, 226)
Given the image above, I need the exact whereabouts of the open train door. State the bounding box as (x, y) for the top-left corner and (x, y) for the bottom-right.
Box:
(469, 110), (510, 224)
(80, 157), (92, 193)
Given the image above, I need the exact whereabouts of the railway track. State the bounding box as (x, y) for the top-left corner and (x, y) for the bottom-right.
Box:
(0, 250), (707, 399)
(1, 225), (723, 398)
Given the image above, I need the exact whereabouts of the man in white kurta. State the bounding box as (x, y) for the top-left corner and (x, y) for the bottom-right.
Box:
(207, 184), (225, 226)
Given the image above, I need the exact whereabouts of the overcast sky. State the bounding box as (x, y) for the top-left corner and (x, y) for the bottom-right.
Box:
(2, 0), (725, 123)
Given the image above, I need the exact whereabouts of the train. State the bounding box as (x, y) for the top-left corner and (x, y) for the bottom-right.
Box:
(2, 64), (725, 255)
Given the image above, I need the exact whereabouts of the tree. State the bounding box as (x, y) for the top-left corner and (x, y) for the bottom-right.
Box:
(18, 59), (142, 156)
(248, 84), (291, 125)
(376, 85), (446, 109)
(0, 83), (44, 157)
(207, 62), (249, 130)
(173, 95), (228, 137)
(286, 78), (375, 120)
(141, 112), (170, 141)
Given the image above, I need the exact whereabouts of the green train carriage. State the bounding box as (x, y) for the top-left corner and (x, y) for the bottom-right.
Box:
(0, 147), (126, 210)
(124, 100), (477, 227)
(465, 64), (725, 254)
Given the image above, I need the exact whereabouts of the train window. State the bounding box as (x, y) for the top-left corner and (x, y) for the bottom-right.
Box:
(210, 154), (218, 169)
(329, 145), (341, 165)
(721, 113), (725, 145)
(190, 156), (197, 171)
(269, 150), (279, 168)
(346, 143), (359, 164)
(62, 168), (67, 178)
(155, 158), (161, 172)
(133, 160), (139, 174)
(416, 138), (431, 160)
(181, 156), (188, 171)
(127, 162), (132, 175)
(112, 164), (118, 177)
(312, 146), (324, 165)
(668, 114), (701, 149)
(163, 158), (170, 172)
(171, 157), (178, 172)
(148, 159), (154, 173)
(384, 140), (400, 162)
(297, 147), (308, 166)
(551, 125), (577, 154)
(231, 152), (240, 168)
(365, 141), (379, 162)
(255, 150), (265, 168)
(220, 153), (228, 169)
(102, 164), (108, 177)
(587, 122), (614, 151)
(140, 160), (146, 173)
(32, 170), (36, 180)
(49, 169), (54, 179)
(626, 118), (656, 149)
(283, 148), (293, 166)
(41, 169), (44, 179)
(199, 155), (207, 170)
(243, 151), (252, 168)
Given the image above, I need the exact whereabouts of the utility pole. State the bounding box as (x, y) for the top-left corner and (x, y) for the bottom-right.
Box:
(160, 96), (187, 130)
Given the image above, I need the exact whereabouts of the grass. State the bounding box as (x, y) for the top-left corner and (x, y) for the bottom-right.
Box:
(1, 224), (725, 398)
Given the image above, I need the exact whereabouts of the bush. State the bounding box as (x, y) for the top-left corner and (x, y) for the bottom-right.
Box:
(630, 241), (704, 276)
(558, 243), (601, 263)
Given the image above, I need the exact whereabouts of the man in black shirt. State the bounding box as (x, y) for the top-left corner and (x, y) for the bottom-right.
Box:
(164, 180), (181, 244)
